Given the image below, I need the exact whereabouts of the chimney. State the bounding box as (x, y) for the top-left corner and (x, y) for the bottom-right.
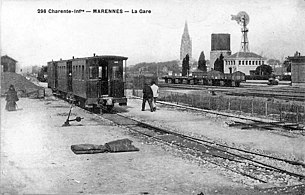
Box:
(93, 53), (96, 57)
(72, 56), (74, 59)
(60, 58), (62, 61)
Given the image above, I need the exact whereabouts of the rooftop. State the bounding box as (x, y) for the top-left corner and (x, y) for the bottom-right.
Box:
(224, 52), (263, 59)
(1, 55), (18, 62)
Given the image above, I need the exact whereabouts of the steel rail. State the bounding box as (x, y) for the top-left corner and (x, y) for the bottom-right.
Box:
(122, 121), (269, 184)
(116, 113), (305, 180)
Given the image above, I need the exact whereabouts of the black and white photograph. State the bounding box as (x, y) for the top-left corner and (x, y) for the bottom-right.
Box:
(1, 0), (305, 194)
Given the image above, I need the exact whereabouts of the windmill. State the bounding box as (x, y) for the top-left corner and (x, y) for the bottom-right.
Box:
(231, 11), (250, 52)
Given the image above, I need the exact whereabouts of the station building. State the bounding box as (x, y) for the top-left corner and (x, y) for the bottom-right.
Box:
(1, 55), (17, 73)
(223, 52), (265, 75)
(288, 52), (305, 87)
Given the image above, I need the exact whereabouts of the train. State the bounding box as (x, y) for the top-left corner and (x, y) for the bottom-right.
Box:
(162, 70), (246, 87)
(47, 55), (128, 111)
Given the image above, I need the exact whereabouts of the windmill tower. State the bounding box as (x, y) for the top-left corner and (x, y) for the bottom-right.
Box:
(231, 11), (250, 52)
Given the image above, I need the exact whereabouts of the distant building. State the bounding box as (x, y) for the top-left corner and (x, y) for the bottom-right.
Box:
(180, 21), (192, 61)
(1, 55), (17, 72)
(287, 52), (305, 87)
(210, 34), (231, 70)
(224, 52), (265, 75)
(32, 65), (41, 75)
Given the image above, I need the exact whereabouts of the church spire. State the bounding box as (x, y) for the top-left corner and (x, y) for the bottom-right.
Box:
(183, 21), (189, 36)
(180, 21), (192, 61)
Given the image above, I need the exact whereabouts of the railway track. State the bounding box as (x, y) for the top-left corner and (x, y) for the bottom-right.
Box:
(160, 83), (305, 101)
(60, 94), (304, 187)
(131, 96), (304, 132)
(100, 112), (305, 187)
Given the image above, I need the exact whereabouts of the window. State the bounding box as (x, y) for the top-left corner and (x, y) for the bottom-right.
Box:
(256, 61), (258, 65)
(253, 61), (255, 65)
(239, 60), (241, 65)
(245, 61), (248, 65)
(249, 61), (251, 65)
(112, 66), (121, 80)
(89, 66), (98, 79)
(259, 61), (261, 65)
(242, 61), (244, 65)
(99, 66), (103, 78)
(82, 65), (85, 80)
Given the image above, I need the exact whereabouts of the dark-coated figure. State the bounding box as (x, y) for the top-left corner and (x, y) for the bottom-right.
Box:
(142, 83), (154, 112)
(5, 85), (19, 111)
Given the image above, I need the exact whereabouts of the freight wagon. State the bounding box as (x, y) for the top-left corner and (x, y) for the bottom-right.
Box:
(162, 70), (245, 87)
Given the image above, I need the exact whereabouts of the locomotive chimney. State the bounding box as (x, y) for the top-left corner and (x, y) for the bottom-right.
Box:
(60, 58), (62, 61)
(93, 53), (96, 57)
(72, 56), (74, 59)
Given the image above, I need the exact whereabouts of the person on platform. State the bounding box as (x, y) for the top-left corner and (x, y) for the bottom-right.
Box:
(150, 81), (159, 111)
(5, 85), (19, 111)
(142, 82), (154, 112)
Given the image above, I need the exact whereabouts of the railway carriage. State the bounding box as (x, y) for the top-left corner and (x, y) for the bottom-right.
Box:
(162, 70), (246, 87)
(47, 55), (128, 111)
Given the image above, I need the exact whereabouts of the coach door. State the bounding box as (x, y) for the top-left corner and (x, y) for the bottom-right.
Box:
(109, 60), (124, 98)
(54, 62), (58, 88)
(97, 59), (109, 96)
(67, 61), (73, 92)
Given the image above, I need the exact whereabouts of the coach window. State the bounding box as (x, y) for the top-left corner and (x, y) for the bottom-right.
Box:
(112, 66), (121, 80)
(239, 60), (241, 65)
(242, 61), (244, 65)
(89, 66), (98, 79)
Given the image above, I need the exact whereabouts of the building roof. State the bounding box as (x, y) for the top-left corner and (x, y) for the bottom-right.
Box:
(224, 52), (263, 59)
(49, 55), (128, 63)
(1, 55), (18, 62)
(287, 55), (305, 62)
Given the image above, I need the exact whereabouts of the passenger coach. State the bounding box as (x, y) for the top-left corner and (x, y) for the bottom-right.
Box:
(47, 55), (128, 111)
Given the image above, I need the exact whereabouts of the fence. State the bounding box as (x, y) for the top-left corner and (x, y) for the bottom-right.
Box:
(132, 89), (305, 124)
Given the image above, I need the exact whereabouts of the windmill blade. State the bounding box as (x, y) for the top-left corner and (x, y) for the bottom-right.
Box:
(231, 14), (241, 23)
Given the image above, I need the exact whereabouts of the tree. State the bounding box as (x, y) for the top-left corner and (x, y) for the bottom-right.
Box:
(283, 59), (291, 72)
(267, 59), (281, 66)
(255, 64), (273, 76)
(214, 53), (224, 73)
(198, 51), (207, 72)
(182, 54), (190, 76)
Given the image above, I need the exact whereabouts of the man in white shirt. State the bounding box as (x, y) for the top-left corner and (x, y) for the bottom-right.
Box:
(150, 81), (159, 111)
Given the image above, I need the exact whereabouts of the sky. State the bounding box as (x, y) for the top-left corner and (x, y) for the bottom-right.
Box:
(1, 0), (305, 67)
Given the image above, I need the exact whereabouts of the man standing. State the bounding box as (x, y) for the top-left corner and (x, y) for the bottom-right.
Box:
(150, 81), (159, 111)
(142, 82), (154, 112)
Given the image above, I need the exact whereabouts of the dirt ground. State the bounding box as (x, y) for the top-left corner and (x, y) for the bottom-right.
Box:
(0, 96), (248, 194)
(1, 90), (304, 194)
(124, 98), (305, 163)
